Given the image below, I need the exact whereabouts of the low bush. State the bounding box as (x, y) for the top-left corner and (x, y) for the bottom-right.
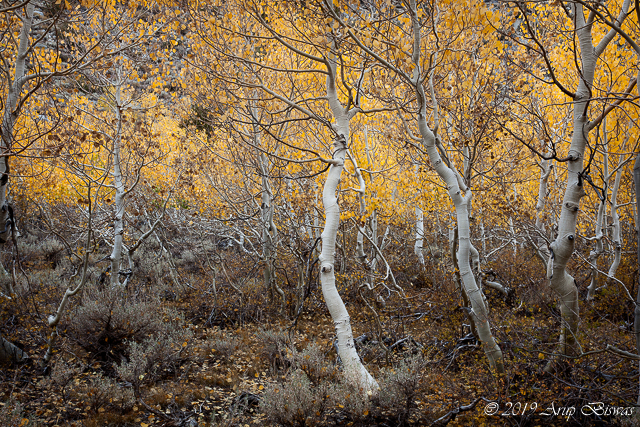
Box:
(0, 398), (34, 426)
(66, 287), (191, 369)
(206, 334), (241, 360)
(256, 328), (291, 373)
(378, 353), (427, 426)
(71, 373), (135, 414)
(116, 316), (192, 390)
(287, 342), (336, 385)
(260, 369), (335, 427)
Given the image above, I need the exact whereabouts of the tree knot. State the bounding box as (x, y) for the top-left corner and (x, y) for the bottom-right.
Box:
(564, 201), (579, 212)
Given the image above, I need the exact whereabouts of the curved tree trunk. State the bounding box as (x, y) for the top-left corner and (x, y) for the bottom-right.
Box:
(545, 2), (629, 367)
(406, 0), (503, 373)
(318, 50), (377, 392)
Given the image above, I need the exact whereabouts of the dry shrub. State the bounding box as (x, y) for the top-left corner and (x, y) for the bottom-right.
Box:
(260, 369), (334, 427)
(261, 343), (372, 426)
(0, 398), (33, 426)
(45, 358), (82, 400)
(256, 328), (291, 372)
(65, 287), (174, 361)
(206, 334), (241, 360)
(378, 352), (427, 426)
(71, 373), (135, 413)
(334, 379), (371, 422)
(288, 342), (336, 385)
(116, 317), (192, 390)
(18, 234), (65, 261)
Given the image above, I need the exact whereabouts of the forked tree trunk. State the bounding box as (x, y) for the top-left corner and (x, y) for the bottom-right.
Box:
(545, 2), (629, 367)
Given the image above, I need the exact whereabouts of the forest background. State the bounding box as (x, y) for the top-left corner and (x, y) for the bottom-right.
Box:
(1, 0), (640, 426)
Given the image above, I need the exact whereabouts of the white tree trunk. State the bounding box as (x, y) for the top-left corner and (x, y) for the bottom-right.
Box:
(257, 146), (283, 308)
(546, 2), (629, 361)
(534, 157), (553, 264)
(319, 51), (377, 392)
(605, 130), (630, 286)
(0, 2), (34, 246)
(406, 0), (503, 372)
(110, 84), (126, 287)
(606, 161), (623, 281)
(414, 166), (425, 266)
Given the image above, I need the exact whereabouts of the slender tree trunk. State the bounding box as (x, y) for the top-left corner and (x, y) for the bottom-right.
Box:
(414, 167), (425, 266)
(544, 3), (629, 366)
(319, 134), (376, 391)
(110, 84), (126, 287)
(606, 161), (623, 281)
(606, 131), (630, 286)
(407, 0), (503, 373)
(534, 157), (553, 264)
(258, 149), (283, 310)
(0, 2), (34, 249)
(319, 50), (377, 392)
(633, 154), (640, 404)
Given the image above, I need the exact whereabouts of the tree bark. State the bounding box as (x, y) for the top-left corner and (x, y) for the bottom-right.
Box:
(633, 154), (640, 404)
(0, 335), (27, 364)
(414, 163), (425, 267)
(319, 50), (377, 392)
(407, 0), (503, 373)
(0, 2), (34, 247)
(544, 2), (629, 363)
(534, 157), (553, 265)
(606, 158), (623, 282)
(110, 83), (126, 287)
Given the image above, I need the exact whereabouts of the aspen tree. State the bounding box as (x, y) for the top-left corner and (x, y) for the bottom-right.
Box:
(189, 0), (379, 390)
(335, 0), (505, 372)
(501, 0), (635, 363)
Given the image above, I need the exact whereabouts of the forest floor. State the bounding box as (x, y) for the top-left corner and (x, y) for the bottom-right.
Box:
(1, 232), (640, 426)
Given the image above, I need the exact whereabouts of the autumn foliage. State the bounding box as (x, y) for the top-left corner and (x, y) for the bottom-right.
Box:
(1, 0), (640, 426)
